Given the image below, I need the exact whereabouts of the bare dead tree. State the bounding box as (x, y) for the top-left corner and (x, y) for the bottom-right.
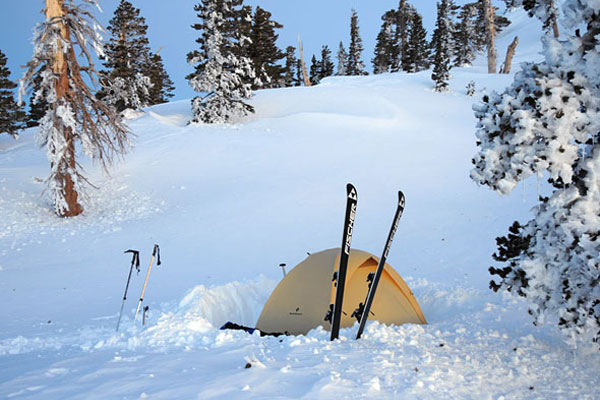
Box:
(500, 36), (519, 74)
(20, 0), (130, 217)
(483, 0), (496, 73)
(297, 35), (311, 87)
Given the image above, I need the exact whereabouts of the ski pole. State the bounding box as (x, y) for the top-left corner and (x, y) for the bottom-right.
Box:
(116, 249), (140, 332)
(279, 263), (287, 277)
(134, 244), (161, 323)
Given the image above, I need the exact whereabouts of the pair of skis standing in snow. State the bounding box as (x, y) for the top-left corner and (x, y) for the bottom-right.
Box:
(116, 244), (161, 331)
(328, 183), (405, 341)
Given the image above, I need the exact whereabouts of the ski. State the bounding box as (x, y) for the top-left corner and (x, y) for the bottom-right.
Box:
(329, 183), (358, 341)
(355, 190), (405, 340)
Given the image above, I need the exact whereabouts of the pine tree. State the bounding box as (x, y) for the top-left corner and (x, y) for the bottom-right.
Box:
(431, 0), (455, 91)
(397, 1), (418, 72)
(372, 10), (397, 74)
(21, 0), (129, 217)
(405, 13), (430, 73)
(248, 6), (285, 89)
(143, 51), (175, 105)
(309, 55), (320, 85)
(0, 49), (26, 137)
(295, 59), (303, 86)
(347, 9), (367, 76)
(283, 46), (297, 87)
(186, 0), (255, 123)
(472, 0), (600, 345)
(27, 69), (48, 127)
(454, 3), (479, 66)
(319, 45), (334, 80)
(98, 0), (154, 112)
(336, 41), (348, 76)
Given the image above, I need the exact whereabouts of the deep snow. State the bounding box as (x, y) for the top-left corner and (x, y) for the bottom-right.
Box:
(1, 7), (599, 399)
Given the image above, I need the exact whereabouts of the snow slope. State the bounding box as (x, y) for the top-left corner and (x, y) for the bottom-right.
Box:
(1, 8), (599, 399)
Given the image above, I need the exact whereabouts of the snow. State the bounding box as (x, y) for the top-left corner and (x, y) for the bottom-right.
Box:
(1, 7), (599, 399)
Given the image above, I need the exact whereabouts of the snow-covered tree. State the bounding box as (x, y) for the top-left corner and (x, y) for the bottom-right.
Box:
(98, 0), (153, 112)
(186, 0), (255, 124)
(336, 41), (348, 76)
(471, 0), (600, 345)
(347, 9), (367, 76)
(405, 12), (430, 73)
(283, 46), (297, 87)
(0, 49), (26, 137)
(20, 0), (129, 217)
(431, 0), (456, 91)
(247, 6), (285, 89)
(454, 3), (479, 66)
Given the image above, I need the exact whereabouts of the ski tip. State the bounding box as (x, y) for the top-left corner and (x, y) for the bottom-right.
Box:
(346, 183), (357, 201)
(398, 190), (405, 208)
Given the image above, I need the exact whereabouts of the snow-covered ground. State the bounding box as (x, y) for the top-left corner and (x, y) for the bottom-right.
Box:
(1, 8), (599, 399)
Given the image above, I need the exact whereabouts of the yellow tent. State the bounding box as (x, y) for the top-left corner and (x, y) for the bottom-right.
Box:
(256, 248), (426, 335)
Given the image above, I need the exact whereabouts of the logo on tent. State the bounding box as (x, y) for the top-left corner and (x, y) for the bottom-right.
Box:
(289, 307), (303, 316)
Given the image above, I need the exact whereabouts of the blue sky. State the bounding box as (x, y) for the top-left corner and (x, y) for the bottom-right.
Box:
(0, 0), (469, 102)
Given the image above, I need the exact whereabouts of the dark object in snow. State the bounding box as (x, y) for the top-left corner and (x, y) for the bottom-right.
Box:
(245, 363), (252, 369)
(143, 306), (149, 326)
(330, 183), (358, 341)
(117, 249), (140, 332)
(356, 190), (406, 340)
(220, 321), (284, 337)
(134, 244), (161, 323)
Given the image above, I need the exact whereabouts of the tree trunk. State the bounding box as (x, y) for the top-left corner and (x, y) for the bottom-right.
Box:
(484, 0), (496, 74)
(297, 35), (311, 87)
(47, 0), (83, 217)
(553, 20), (559, 38)
(500, 36), (518, 74)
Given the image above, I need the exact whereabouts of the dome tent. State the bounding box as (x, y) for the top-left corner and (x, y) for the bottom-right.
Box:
(255, 248), (426, 336)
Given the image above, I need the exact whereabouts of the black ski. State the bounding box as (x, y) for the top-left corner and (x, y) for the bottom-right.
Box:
(355, 190), (405, 339)
(329, 183), (358, 341)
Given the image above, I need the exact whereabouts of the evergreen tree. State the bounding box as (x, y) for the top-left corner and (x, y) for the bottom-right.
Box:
(397, 1), (418, 72)
(98, 0), (154, 112)
(347, 9), (367, 76)
(472, 0), (600, 345)
(372, 10), (397, 74)
(319, 45), (335, 79)
(27, 69), (48, 127)
(143, 51), (175, 105)
(309, 55), (320, 85)
(336, 41), (348, 76)
(283, 46), (297, 87)
(405, 13), (430, 72)
(186, 0), (255, 123)
(454, 3), (479, 66)
(295, 59), (304, 86)
(21, 0), (129, 217)
(0, 49), (26, 137)
(431, 0), (455, 91)
(248, 6), (285, 88)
